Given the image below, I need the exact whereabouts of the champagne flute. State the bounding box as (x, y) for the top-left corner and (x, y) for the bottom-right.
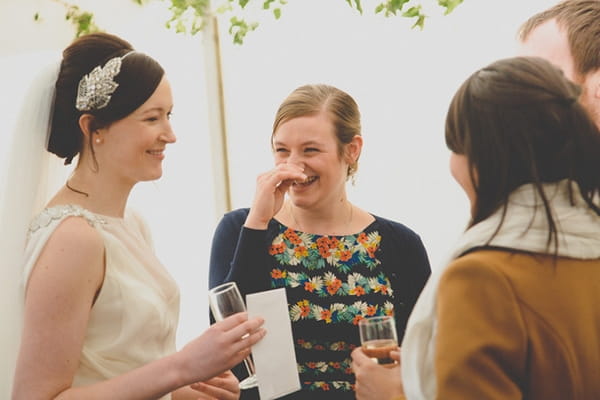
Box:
(358, 315), (399, 366)
(208, 281), (258, 390)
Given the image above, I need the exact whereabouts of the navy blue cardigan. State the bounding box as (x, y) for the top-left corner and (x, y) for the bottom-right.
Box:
(209, 208), (431, 399)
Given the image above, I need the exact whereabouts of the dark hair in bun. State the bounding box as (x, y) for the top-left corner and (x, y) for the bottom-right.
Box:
(48, 32), (165, 165)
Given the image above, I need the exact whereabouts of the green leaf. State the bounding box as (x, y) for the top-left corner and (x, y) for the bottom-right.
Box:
(439, 0), (463, 14)
(375, 0), (410, 17)
(216, 3), (233, 13)
(38, 0), (465, 45)
(402, 5), (421, 17)
(263, 0), (276, 9)
(412, 14), (426, 29)
(228, 16), (259, 45)
(176, 19), (186, 33)
(354, 0), (363, 14)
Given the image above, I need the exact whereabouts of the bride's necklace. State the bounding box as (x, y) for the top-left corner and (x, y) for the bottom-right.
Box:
(288, 201), (354, 234)
(66, 180), (89, 197)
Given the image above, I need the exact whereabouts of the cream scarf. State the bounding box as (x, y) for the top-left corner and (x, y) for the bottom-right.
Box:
(401, 180), (600, 400)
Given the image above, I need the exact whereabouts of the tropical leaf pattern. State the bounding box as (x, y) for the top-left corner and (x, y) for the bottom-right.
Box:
(269, 228), (381, 273)
(268, 224), (397, 397)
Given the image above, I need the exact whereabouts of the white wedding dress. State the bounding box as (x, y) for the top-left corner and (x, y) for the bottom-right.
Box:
(23, 204), (180, 399)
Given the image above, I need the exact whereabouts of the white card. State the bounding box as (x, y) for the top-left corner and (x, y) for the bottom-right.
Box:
(246, 288), (301, 399)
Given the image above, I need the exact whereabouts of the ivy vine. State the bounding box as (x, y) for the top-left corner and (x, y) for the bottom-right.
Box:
(36, 0), (99, 37)
(36, 0), (464, 44)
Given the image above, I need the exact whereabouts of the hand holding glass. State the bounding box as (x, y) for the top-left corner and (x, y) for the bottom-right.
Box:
(208, 282), (258, 390)
(358, 316), (399, 366)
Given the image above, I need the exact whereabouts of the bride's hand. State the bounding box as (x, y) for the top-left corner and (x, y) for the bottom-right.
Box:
(189, 371), (240, 400)
(245, 163), (306, 229)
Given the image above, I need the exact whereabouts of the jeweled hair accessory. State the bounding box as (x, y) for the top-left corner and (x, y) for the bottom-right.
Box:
(75, 55), (125, 111)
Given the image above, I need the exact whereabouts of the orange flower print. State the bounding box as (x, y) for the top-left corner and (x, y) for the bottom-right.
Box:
(284, 228), (302, 245)
(366, 245), (378, 258)
(322, 383), (330, 391)
(357, 232), (368, 244)
(316, 236), (331, 249)
(295, 245), (308, 258)
(350, 285), (366, 296)
(340, 250), (352, 261)
(269, 242), (286, 255)
(268, 245), (278, 255)
(304, 281), (316, 292)
(326, 279), (342, 295)
(332, 342), (346, 350)
(297, 300), (311, 318)
(330, 237), (339, 248)
(352, 315), (364, 325)
(320, 309), (332, 323)
(270, 268), (286, 279)
(378, 285), (389, 295)
(307, 362), (317, 369)
(366, 305), (377, 316)
(318, 247), (332, 258)
(316, 236), (335, 258)
(299, 341), (312, 349)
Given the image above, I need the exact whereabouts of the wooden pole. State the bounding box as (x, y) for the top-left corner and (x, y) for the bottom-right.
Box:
(202, 12), (232, 217)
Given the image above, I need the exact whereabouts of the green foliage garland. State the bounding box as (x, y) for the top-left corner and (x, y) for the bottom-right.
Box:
(37, 0), (463, 44)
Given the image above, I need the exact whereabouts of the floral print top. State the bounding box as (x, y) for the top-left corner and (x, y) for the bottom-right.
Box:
(209, 208), (431, 400)
(269, 225), (395, 397)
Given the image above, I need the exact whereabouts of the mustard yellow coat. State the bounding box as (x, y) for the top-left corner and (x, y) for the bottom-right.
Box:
(433, 249), (600, 400)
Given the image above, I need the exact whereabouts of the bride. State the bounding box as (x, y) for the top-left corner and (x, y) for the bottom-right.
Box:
(2, 32), (264, 399)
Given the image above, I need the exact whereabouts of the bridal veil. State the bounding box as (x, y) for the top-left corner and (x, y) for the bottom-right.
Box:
(0, 51), (66, 397)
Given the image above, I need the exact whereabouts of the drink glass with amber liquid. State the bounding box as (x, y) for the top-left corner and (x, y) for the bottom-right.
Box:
(358, 316), (399, 366)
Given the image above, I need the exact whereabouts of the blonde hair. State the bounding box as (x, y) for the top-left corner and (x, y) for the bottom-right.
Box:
(272, 84), (361, 178)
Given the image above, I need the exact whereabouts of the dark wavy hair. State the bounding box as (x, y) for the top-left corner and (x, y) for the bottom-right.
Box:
(446, 56), (600, 250)
(48, 32), (165, 165)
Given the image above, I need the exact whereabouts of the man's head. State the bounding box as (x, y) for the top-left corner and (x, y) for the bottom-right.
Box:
(518, 0), (600, 128)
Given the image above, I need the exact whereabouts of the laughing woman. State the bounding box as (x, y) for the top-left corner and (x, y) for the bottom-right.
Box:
(209, 84), (431, 399)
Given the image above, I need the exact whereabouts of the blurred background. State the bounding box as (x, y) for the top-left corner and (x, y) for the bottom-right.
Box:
(1, 0), (558, 348)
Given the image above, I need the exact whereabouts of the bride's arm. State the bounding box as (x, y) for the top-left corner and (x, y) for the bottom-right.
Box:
(173, 371), (240, 400)
(13, 217), (108, 399)
(12, 217), (264, 400)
